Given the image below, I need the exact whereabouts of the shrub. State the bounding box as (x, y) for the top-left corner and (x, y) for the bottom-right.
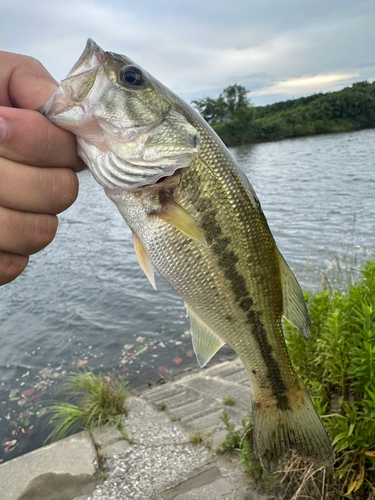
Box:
(284, 258), (375, 498)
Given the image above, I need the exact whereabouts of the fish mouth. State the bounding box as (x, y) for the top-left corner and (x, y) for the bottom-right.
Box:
(41, 39), (105, 118)
(64, 39), (105, 80)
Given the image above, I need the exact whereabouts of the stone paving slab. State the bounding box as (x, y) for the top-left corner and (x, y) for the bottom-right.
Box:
(143, 358), (251, 439)
(0, 432), (98, 500)
(171, 477), (235, 500)
(161, 466), (228, 500)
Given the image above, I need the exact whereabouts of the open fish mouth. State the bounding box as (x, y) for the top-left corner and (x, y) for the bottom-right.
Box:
(41, 40), (104, 118)
(65, 38), (105, 80)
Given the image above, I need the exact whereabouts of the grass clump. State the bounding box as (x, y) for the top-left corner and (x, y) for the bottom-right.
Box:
(188, 429), (212, 448)
(156, 401), (167, 411)
(45, 370), (130, 443)
(223, 395), (236, 406)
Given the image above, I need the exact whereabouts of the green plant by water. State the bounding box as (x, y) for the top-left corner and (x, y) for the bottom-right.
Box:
(44, 370), (130, 443)
(217, 412), (265, 480)
(218, 257), (375, 499)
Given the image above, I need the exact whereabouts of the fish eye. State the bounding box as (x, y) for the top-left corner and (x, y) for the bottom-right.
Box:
(119, 66), (144, 86)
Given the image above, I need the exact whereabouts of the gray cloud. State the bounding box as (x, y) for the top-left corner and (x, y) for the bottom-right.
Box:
(1, 0), (374, 105)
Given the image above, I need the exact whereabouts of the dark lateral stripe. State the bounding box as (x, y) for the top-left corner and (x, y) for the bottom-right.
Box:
(184, 177), (290, 410)
(244, 309), (290, 410)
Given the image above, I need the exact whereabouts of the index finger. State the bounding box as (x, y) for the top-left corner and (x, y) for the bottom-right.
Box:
(0, 106), (86, 171)
(0, 51), (86, 172)
(0, 51), (58, 110)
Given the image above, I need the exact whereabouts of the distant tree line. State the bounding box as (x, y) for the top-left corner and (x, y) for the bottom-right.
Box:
(191, 81), (375, 146)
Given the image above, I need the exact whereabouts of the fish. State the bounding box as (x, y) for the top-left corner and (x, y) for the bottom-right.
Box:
(42, 39), (334, 471)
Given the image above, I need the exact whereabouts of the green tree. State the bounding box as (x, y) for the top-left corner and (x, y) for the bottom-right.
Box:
(192, 84), (250, 123)
(191, 95), (228, 123)
(222, 84), (250, 113)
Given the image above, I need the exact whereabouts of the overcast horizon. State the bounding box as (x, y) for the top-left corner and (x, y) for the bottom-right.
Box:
(1, 0), (374, 106)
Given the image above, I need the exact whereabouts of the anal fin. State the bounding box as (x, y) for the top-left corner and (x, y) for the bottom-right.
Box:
(186, 304), (225, 367)
(156, 198), (207, 247)
(132, 232), (156, 290)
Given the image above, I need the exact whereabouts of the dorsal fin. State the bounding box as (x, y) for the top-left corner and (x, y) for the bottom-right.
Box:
(185, 304), (225, 367)
(278, 251), (311, 339)
(132, 232), (156, 290)
(155, 198), (207, 247)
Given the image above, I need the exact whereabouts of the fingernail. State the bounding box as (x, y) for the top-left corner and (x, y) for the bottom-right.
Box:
(0, 117), (7, 145)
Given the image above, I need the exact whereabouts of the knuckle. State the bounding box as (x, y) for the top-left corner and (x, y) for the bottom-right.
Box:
(22, 54), (42, 67)
(27, 213), (58, 252)
(23, 56), (52, 82)
(50, 169), (79, 213)
(0, 252), (28, 286)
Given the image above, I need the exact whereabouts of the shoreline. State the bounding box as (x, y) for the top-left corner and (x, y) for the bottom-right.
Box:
(0, 338), (237, 465)
(222, 123), (375, 148)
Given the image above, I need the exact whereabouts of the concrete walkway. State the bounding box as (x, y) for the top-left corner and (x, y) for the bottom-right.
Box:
(0, 359), (273, 500)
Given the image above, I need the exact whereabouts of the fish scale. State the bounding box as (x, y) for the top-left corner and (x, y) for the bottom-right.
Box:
(42, 38), (334, 472)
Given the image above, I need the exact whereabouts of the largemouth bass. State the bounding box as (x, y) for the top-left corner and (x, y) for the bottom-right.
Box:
(43, 39), (334, 471)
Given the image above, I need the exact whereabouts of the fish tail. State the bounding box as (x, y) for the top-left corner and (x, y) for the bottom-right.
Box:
(252, 385), (335, 472)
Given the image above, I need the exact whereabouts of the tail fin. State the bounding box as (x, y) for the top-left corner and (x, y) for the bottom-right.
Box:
(252, 386), (335, 472)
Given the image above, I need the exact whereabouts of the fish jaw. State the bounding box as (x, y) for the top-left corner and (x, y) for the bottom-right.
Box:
(41, 39), (200, 190)
(41, 39), (105, 130)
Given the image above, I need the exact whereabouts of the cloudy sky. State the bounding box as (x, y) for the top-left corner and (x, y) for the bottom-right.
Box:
(1, 0), (375, 105)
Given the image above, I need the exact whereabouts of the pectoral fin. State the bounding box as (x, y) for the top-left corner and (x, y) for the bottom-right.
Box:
(186, 304), (225, 367)
(156, 198), (207, 247)
(278, 252), (311, 339)
(132, 232), (156, 290)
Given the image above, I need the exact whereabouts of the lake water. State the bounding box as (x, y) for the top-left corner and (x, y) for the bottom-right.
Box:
(0, 128), (374, 461)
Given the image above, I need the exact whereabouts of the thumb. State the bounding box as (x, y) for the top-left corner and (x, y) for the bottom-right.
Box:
(0, 51), (58, 110)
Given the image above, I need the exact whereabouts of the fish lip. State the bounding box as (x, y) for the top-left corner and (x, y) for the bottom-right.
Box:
(65, 38), (105, 79)
(40, 39), (105, 117)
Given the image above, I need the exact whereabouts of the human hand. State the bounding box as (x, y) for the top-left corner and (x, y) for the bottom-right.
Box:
(0, 51), (86, 286)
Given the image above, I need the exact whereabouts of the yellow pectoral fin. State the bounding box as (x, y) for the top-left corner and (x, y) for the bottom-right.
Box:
(156, 198), (207, 247)
(132, 232), (157, 290)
